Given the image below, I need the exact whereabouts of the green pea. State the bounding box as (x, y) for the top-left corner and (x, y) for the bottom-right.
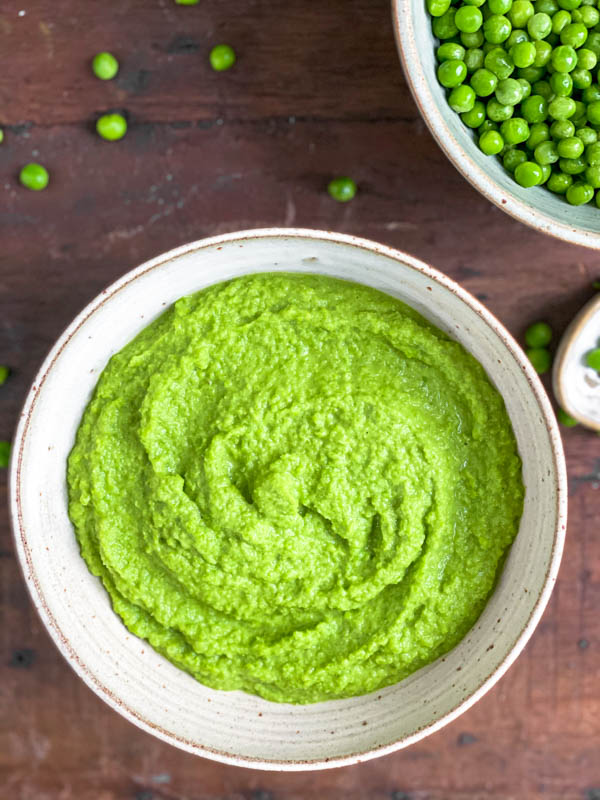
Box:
(527, 11), (552, 39)
(0, 441), (10, 469)
(547, 170), (573, 191)
(557, 408), (578, 426)
(428, 0), (452, 16)
(433, 8), (459, 38)
(586, 347), (600, 370)
(515, 160), (544, 185)
(551, 44), (578, 71)
(96, 113), (127, 141)
(511, 41), (537, 67)
(175, 0), (200, 4)
(584, 164), (600, 186)
(489, 0), (513, 13)
(534, 139), (560, 162)
(559, 155), (587, 172)
(461, 100), (487, 126)
(586, 140), (600, 162)
(464, 0), (486, 6)
(508, 0), (535, 27)
(525, 321), (552, 347)
(438, 59), (468, 86)
(558, 0), (583, 10)
(557, 135), (584, 157)
(576, 125), (597, 144)
(480, 119), (500, 133)
(19, 163), (49, 191)
(587, 99), (600, 124)
(539, 163), (552, 182)
(485, 46), (515, 78)
(560, 21), (588, 46)
(465, 47), (486, 71)
(484, 14), (512, 43)
(518, 65), (546, 81)
(582, 84), (600, 104)
(503, 146), (528, 171)
(549, 71), (573, 95)
(501, 116), (530, 142)
(574, 4), (599, 25)
(571, 68), (592, 88)
(552, 8), (572, 32)
(527, 121), (551, 147)
(521, 93), (549, 121)
(532, 79), (554, 99)
(578, 47), (598, 69)
(585, 31), (600, 56)
(518, 77), (533, 97)
(488, 97), (515, 119)
(479, 129), (505, 153)
(0, 366), (10, 385)
(456, 5), (484, 31)
(461, 30), (486, 46)
(551, 118), (576, 137)
(508, 30), (530, 47)
(548, 96), (577, 119)
(327, 177), (357, 202)
(533, 40), (553, 67)
(471, 67), (499, 94)
(535, 0), (558, 13)
(527, 347), (552, 373)
(566, 180), (595, 203)
(92, 52), (119, 81)
(495, 76), (523, 103)
(209, 44), (236, 71)
(449, 84), (477, 111)
(437, 42), (467, 61)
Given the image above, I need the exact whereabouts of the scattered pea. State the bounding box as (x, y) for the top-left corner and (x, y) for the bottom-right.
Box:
(327, 177), (357, 203)
(19, 163), (49, 191)
(0, 366), (9, 385)
(525, 321), (552, 347)
(96, 113), (127, 141)
(527, 347), (552, 373)
(92, 52), (119, 80)
(209, 44), (236, 72)
(557, 407), (578, 426)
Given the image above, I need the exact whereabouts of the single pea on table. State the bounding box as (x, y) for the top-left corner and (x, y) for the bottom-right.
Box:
(428, 0), (600, 206)
(19, 163), (49, 191)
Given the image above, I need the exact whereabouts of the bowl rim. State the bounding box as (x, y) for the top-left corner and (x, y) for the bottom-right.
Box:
(9, 227), (568, 770)
(391, 0), (600, 250)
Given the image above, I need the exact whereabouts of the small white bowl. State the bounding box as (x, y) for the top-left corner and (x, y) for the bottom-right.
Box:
(553, 294), (600, 430)
(10, 229), (567, 770)
(392, 0), (600, 248)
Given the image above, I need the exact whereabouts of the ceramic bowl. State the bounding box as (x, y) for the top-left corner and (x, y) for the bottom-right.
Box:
(392, 0), (600, 248)
(553, 294), (600, 430)
(10, 228), (567, 770)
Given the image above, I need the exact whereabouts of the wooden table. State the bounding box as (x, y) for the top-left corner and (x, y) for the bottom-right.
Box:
(1, 1), (599, 798)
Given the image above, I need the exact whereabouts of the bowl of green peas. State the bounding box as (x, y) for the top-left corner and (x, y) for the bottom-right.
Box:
(393, 0), (600, 246)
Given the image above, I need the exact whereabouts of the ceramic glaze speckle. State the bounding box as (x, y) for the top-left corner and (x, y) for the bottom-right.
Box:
(10, 229), (567, 770)
(392, 0), (600, 249)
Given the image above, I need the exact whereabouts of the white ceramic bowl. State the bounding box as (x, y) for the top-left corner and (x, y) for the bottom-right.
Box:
(392, 0), (600, 248)
(10, 228), (567, 770)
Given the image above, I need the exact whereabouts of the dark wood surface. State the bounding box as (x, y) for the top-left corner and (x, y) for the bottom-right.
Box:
(1, 1), (600, 798)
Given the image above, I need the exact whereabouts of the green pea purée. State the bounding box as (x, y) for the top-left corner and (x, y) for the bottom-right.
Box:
(68, 274), (524, 703)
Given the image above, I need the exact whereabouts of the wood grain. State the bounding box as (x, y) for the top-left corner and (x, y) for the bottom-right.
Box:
(1, 1), (600, 799)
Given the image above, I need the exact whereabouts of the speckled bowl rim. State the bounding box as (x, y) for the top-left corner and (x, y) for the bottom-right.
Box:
(10, 228), (567, 770)
(391, 0), (600, 250)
